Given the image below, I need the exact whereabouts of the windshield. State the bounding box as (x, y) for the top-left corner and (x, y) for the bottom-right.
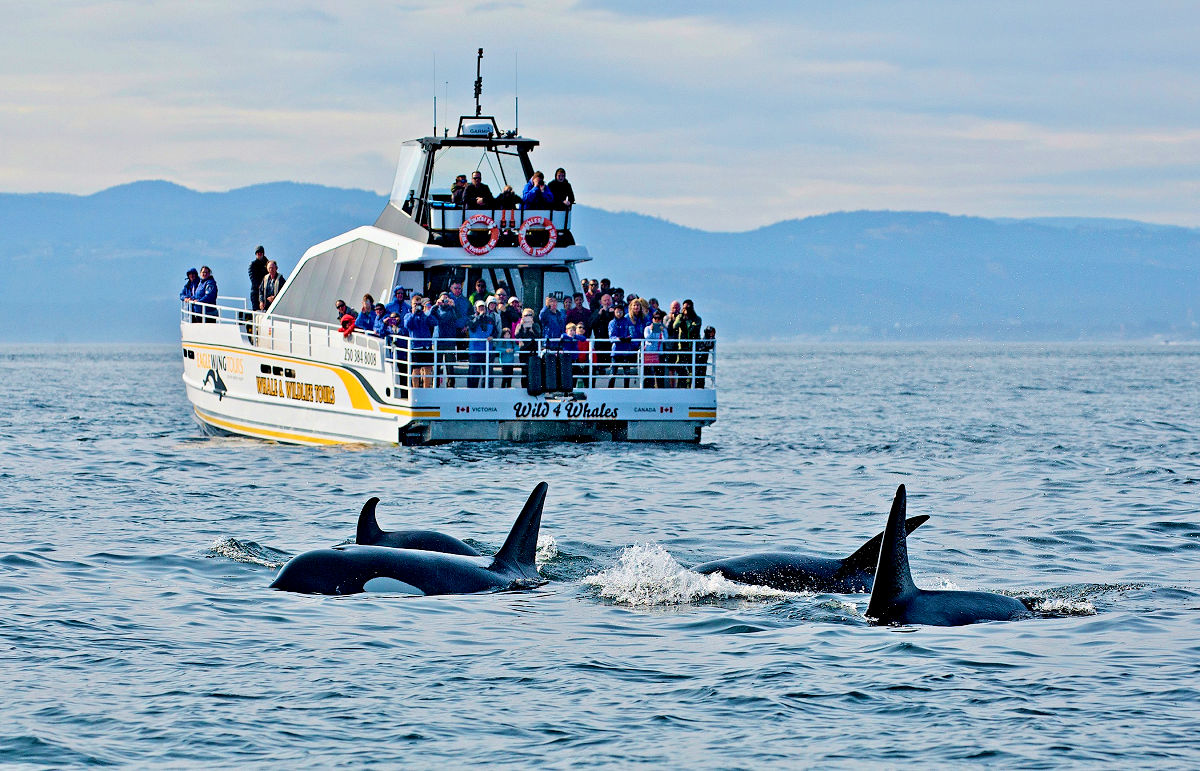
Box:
(428, 145), (527, 200)
(389, 143), (424, 207)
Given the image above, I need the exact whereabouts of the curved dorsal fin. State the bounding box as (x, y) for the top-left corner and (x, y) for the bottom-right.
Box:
(356, 497), (383, 545)
(491, 482), (547, 578)
(866, 485), (918, 619)
(839, 514), (930, 577)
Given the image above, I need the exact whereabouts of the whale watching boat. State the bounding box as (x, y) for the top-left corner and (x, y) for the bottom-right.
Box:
(180, 60), (716, 445)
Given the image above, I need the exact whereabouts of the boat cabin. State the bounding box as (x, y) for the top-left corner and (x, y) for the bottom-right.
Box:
(267, 114), (586, 324)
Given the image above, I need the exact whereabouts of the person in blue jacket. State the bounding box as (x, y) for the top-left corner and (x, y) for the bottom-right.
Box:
(466, 301), (498, 387)
(404, 296), (435, 388)
(385, 286), (407, 316)
(194, 266), (219, 322)
(521, 171), (554, 207)
(355, 294), (376, 333)
(539, 295), (566, 341)
(608, 304), (636, 387)
(180, 267), (201, 322)
(431, 293), (462, 387)
(370, 303), (388, 337)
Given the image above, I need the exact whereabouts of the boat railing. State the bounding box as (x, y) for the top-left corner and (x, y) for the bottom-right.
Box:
(382, 336), (715, 393)
(181, 299), (360, 359)
(180, 301), (714, 394)
(427, 203), (571, 233)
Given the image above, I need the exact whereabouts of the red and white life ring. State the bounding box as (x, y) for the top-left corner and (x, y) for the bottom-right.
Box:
(517, 216), (558, 257)
(459, 213), (499, 255)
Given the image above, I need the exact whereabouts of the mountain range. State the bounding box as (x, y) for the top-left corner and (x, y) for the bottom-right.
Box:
(1, 180), (1197, 342)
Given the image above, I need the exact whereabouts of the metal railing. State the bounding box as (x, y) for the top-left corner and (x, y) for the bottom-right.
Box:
(427, 203), (571, 233)
(383, 336), (715, 393)
(181, 301), (715, 394)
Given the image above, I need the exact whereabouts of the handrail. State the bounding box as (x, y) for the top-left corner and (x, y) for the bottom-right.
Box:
(382, 335), (714, 393)
(181, 300), (715, 393)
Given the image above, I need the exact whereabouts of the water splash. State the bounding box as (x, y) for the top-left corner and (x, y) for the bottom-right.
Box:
(582, 543), (798, 606)
(206, 537), (289, 569)
(535, 534), (558, 567)
(1030, 596), (1097, 616)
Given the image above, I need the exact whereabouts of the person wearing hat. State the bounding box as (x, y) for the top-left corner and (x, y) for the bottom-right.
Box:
(385, 286), (407, 317)
(247, 245), (268, 310)
(466, 300), (497, 387)
(450, 174), (469, 206)
(499, 295), (521, 334)
(484, 295), (503, 335)
(339, 314), (357, 339)
(180, 268), (201, 322)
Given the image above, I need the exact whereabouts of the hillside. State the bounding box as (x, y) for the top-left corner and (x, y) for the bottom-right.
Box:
(1, 182), (1197, 341)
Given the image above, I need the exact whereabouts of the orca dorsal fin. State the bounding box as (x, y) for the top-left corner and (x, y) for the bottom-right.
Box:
(356, 497), (383, 545)
(491, 482), (547, 578)
(866, 485), (918, 619)
(839, 514), (930, 577)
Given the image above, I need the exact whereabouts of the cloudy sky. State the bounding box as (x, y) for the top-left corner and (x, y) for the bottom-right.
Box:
(3, 1), (1199, 228)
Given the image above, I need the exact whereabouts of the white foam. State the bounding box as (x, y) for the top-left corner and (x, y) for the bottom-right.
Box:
(206, 537), (287, 569)
(535, 534), (558, 568)
(1031, 597), (1096, 616)
(582, 543), (798, 606)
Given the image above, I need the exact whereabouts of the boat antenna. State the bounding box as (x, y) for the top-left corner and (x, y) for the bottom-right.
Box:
(514, 50), (519, 136)
(474, 47), (484, 117)
(432, 53), (437, 136)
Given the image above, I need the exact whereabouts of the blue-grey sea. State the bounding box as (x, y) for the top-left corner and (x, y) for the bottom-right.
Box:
(1, 343), (1198, 767)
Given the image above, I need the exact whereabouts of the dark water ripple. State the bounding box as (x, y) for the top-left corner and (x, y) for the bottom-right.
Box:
(1, 342), (1199, 766)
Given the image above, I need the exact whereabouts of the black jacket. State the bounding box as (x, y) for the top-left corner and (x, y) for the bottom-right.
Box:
(547, 179), (574, 207)
(463, 183), (493, 208)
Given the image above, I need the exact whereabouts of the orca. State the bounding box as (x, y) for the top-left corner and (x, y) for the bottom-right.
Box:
(691, 514), (930, 593)
(356, 497), (480, 556)
(270, 483), (547, 596)
(866, 485), (1031, 626)
(202, 368), (227, 400)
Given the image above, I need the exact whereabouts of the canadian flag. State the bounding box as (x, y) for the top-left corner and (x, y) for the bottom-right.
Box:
(456, 406), (470, 414)
(660, 406), (674, 414)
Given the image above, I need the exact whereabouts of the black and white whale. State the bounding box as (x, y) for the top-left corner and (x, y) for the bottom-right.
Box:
(355, 497), (480, 556)
(691, 514), (930, 593)
(866, 485), (1031, 626)
(271, 483), (547, 596)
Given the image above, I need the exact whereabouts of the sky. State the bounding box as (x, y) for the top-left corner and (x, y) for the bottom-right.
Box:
(2, 0), (1199, 229)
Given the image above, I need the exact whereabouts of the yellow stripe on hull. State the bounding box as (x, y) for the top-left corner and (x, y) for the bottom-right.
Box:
(193, 406), (344, 446)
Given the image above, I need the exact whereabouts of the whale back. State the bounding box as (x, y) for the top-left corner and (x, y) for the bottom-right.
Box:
(490, 482), (547, 579)
(839, 514), (930, 579)
(356, 497), (384, 545)
(866, 485), (918, 619)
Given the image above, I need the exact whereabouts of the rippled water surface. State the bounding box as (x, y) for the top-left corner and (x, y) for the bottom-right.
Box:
(2, 343), (1198, 766)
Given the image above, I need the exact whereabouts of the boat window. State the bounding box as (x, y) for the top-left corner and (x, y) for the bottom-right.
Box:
(428, 146), (527, 198)
(389, 144), (424, 208)
(542, 267), (575, 302)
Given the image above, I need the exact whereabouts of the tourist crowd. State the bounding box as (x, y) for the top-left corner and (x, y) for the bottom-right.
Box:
(335, 276), (715, 389)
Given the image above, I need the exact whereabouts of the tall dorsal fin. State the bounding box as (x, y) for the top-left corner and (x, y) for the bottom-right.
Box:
(866, 485), (918, 619)
(491, 482), (547, 578)
(839, 514), (930, 577)
(356, 497), (383, 545)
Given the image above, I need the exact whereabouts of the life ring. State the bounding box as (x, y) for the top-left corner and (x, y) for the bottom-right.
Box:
(459, 213), (499, 255)
(517, 216), (558, 257)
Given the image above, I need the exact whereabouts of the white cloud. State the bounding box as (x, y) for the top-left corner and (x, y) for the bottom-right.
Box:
(1, 1), (1199, 226)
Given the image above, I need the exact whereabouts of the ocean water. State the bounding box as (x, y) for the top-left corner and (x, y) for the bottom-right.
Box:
(1, 342), (1198, 767)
